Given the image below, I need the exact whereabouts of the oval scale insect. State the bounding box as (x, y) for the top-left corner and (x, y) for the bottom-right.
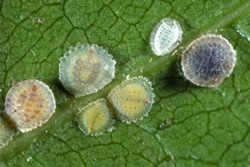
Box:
(150, 18), (183, 56)
(76, 98), (114, 136)
(59, 44), (116, 97)
(108, 77), (154, 123)
(5, 79), (56, 133)
(181, 34), (236, 87)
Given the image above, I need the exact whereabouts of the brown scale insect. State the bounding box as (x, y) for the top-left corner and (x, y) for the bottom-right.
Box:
(5, 79), (56, 133)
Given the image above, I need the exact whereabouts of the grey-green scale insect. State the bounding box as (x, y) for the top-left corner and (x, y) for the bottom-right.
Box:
(59, 44), (116, 97)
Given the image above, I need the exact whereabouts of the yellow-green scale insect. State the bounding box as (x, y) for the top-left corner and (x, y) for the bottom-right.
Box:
(0, 116), (15, 149)
(76, 98), (114, 136)
(59, 44), (116, 97)
(5, 79), (56, 133)
(108, 77), (154, 123)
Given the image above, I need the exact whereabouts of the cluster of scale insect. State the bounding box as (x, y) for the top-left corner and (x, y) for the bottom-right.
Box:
(150, 18), (236, 87)
(76, 77), (155, 135)
(0, 16), (237, 146)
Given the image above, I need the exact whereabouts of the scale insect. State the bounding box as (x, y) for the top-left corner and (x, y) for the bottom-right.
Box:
(108, 77), (154, 123)
(59, 44), (116, 97)
(150, 18), (183, 56)
(5, 79), (56, 132)
(76, 98), (114, 136)
(181, 34), (236, 87)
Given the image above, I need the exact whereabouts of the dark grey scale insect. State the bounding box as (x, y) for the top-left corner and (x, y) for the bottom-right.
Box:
(181, 34), (236, 87)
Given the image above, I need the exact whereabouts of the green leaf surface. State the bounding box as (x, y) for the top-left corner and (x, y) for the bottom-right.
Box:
(1, 0), (250, 166)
